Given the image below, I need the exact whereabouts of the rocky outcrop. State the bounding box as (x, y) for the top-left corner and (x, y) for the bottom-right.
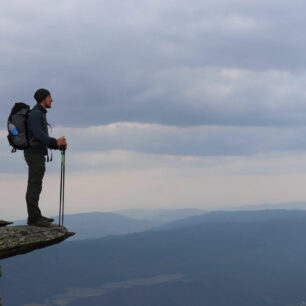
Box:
(0, 221), (74, 306)
(0, 220), (13, 227)
(0, 222), (75, 260)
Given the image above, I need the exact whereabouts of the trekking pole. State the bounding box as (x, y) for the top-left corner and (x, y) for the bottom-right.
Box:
(61, 147), (66, 226)
(59, 149), (63, 226)
(59, 136), (66, 226)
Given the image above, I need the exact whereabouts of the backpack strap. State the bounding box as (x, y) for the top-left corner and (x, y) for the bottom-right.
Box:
(46, 149), (53, 162)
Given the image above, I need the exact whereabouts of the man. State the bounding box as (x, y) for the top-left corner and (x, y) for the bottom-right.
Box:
(24, 88), (67, 227)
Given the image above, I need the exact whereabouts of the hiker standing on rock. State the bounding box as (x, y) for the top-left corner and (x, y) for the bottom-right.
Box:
(24, 88), (67, 227)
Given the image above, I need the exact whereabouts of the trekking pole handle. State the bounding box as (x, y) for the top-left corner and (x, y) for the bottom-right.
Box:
(60, 135), (66, 151)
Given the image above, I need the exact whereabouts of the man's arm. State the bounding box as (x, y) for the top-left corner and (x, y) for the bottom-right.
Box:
(28, 110), (58, 149)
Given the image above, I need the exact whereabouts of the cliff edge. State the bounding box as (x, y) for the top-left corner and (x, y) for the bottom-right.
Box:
(0, 220), (75, 260)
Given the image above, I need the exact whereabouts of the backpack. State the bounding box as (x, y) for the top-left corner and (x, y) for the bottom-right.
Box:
(7, 102), (31, 152)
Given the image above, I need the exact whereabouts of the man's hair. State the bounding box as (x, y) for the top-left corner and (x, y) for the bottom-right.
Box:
(34, 88), (51, 103)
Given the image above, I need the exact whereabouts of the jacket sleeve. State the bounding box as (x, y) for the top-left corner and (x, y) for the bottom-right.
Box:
(28, 110), (59, 150)
(47, 138), (59, 150)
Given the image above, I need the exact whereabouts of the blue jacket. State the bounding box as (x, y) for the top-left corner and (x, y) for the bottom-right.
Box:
(24, 103), (58, 155)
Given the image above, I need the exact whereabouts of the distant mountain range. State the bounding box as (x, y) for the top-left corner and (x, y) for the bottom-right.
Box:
(156, 209), (306, 230)
(115, 208), (206, 223)
(13, 209), (205, 240)
(12, 207), (306, 241)
(3, 210), (306, 305)
(230, 201), (306, 211)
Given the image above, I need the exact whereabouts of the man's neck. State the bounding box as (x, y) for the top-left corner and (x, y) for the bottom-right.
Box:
(39, 102), (46, 109)
(37, 103), (47, 112)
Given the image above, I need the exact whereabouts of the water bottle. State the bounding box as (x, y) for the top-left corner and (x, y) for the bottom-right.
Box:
(8, 122), (19, 136)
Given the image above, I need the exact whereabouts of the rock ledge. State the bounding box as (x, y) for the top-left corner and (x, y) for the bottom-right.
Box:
(0, 220), (13, 227)
(0, 224), (74, 260)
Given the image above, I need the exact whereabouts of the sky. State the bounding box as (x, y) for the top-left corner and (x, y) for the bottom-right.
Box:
(1, 0), (306, 220)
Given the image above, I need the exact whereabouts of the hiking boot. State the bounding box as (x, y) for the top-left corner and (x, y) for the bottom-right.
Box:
(28, 217), (53, 228)
(42, 216), (54, 222)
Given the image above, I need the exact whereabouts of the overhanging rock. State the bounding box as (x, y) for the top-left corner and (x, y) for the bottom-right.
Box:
(0, 220), (13, 227)
(0, 224), (75, 260)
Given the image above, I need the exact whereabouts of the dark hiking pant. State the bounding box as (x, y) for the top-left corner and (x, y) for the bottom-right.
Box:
(24, 152), (46, 223)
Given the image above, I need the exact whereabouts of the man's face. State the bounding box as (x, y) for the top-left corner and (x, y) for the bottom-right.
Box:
(41, 95), (53, 108)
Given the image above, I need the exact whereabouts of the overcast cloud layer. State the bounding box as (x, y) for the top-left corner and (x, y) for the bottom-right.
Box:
(2, 0), (306, 217)
(2, 0), (306, 127)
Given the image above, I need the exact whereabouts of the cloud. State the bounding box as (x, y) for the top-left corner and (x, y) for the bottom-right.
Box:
(2, 122), (306, 174)
(1, 0), (306, 128)
(2, 0), (306, 218)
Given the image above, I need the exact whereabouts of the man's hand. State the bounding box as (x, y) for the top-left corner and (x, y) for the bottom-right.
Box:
(57, 137), (67, 149)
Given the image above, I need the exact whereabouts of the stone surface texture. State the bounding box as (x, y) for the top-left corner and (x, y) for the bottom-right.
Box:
(0, 223), (74, 260)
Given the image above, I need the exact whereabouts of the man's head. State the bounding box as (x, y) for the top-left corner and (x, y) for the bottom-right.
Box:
(34, 88), (53, 108)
